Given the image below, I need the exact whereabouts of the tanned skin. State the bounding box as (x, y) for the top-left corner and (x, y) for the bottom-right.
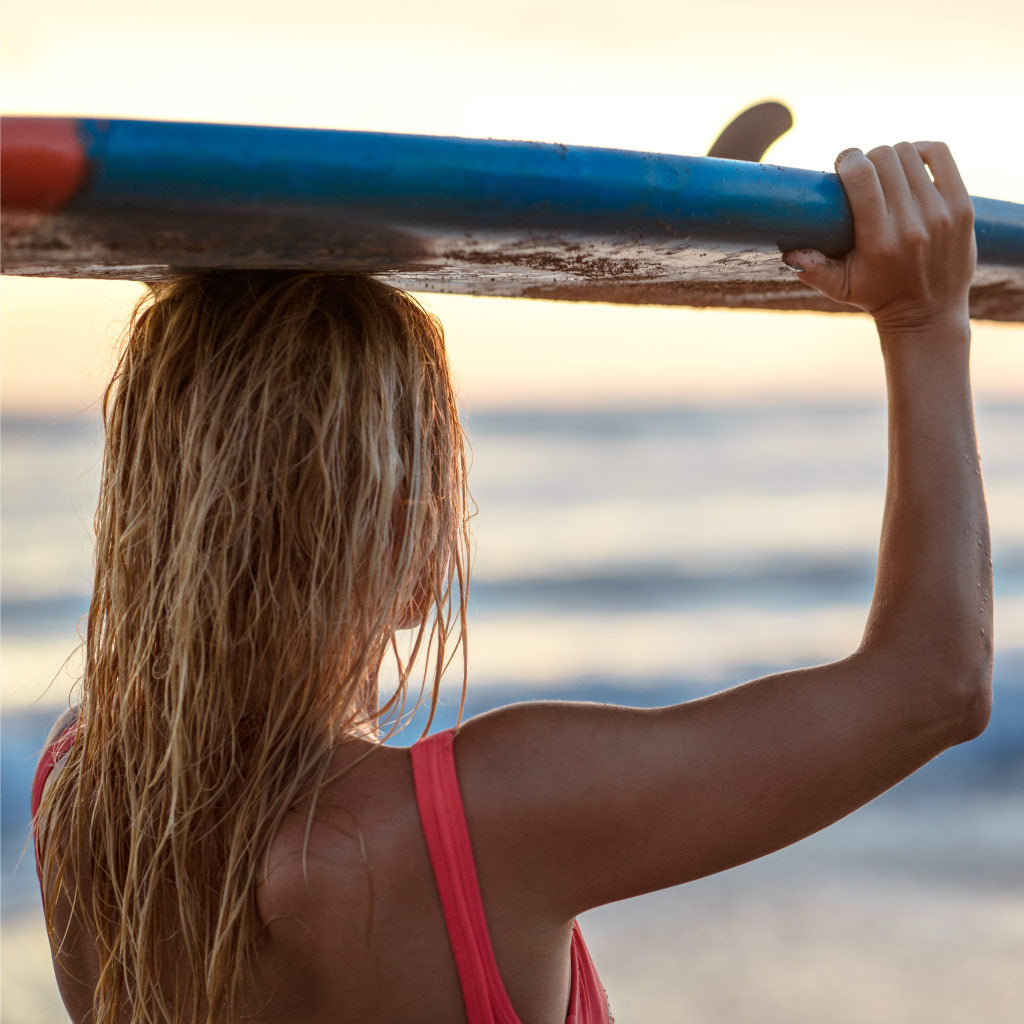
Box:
(41, 142), (991, 1023)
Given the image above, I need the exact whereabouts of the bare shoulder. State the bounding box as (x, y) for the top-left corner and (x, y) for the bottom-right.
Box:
(260, 741), (403, 901)
(251, 740), (470, 1021)
(256, 742), (415, 924)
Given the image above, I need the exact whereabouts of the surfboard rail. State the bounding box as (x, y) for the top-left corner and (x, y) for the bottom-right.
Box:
(3, 117), (1023, 321)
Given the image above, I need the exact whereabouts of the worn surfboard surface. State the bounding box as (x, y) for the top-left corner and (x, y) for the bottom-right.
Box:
(3, 117), (1023, 321)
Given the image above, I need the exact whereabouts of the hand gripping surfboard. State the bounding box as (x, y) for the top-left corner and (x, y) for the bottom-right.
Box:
(2, 117), (1022, 321)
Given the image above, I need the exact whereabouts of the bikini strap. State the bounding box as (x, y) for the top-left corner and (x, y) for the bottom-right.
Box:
(410, 729), (522, 1024)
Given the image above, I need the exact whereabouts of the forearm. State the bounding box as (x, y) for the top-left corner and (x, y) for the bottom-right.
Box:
(860, 317), (993, 724)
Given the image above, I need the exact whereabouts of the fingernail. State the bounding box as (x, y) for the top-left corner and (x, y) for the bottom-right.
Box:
(834, 147), (862, 172)
(785, 264), (805, 273)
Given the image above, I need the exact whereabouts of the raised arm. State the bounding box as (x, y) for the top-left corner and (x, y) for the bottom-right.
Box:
(453, 142), (992, 919)
(785, 142), (991, 723)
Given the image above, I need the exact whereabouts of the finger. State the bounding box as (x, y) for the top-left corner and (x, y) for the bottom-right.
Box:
(892, 141), (943, 215)
(866, 145), (917, 226)
(914, 141), (971, 209)
(781, 248), (847, 302)
(834, 149), (887, 239)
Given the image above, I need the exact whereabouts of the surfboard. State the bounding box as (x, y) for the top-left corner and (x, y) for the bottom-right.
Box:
(3, 116), (1023, 321)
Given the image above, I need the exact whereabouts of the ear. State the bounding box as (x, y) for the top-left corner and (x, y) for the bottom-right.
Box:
(395, 574), (432, 631)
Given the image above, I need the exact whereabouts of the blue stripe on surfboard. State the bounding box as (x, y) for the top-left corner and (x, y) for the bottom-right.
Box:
(70, 119), (1024, 266)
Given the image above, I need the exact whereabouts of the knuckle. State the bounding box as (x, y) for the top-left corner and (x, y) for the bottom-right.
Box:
(866, 145), (895, 164)
(864, 234), (899, 261)
(952, 197), (976, 224)
(917, 140), (951, 160)
(901, 221), (929, 247)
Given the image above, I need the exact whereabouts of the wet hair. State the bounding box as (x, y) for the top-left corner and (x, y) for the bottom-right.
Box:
(35, 272), (471, 1022)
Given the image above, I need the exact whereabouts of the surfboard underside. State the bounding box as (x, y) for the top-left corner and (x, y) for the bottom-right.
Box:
(3, 118), (1023, 322)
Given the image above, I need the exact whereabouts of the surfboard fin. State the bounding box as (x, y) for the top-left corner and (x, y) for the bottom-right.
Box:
(707, 101), (793, 162)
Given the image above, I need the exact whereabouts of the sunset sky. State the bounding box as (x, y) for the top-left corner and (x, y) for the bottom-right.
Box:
(2, 0), (1022, 412)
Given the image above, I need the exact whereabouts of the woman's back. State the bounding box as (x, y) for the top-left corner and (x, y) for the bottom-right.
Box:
(37, 723), (606, 1023)
(249, 736), (586, 1024)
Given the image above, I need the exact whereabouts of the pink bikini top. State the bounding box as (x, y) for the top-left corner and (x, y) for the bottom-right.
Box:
(410, 729), (612, 1024)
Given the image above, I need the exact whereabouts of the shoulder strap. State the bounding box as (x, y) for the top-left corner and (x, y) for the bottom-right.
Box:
(31, 722), (79, 883)
(410, 729), (522, 1024)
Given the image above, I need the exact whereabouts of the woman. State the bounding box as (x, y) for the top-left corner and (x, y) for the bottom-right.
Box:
(33, 141), (991, 1023)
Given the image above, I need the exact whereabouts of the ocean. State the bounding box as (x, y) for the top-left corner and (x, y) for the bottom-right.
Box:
(2, 400), (1022, 1022)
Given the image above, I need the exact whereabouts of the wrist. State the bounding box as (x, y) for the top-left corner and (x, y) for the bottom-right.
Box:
(878, 311), (973, 393)
(872, 302), (971, 341)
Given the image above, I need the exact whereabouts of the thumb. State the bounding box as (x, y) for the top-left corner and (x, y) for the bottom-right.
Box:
(781, 248), (847, 301)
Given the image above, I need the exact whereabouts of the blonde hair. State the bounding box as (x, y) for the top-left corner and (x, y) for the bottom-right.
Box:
(36, 272), (471, 1022)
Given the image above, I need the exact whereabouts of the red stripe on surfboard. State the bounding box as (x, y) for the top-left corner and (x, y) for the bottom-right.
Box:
(1, 118), (88, 213)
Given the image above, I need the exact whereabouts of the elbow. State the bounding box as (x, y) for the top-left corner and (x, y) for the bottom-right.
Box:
(957, 687), (992, 743)
(935, 628), (993, 745)
(858, 625), (993, 746)
(950, 650), (993, 744)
